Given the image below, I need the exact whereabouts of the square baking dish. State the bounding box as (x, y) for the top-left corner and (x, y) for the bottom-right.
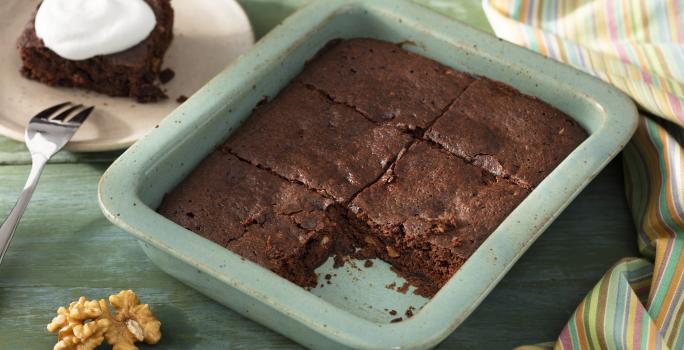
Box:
(98, 0), (638, 348)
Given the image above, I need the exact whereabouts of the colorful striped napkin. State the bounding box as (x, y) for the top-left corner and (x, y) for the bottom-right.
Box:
(481, 0), (684, 349)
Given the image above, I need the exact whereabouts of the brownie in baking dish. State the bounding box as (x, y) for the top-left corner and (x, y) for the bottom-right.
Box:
(159, 38), (587, 298)
(157, 152), (351, 288)
(349, 141), (529, 296)
(425, 78), (587, 188)
(298, 38), (474, 132)
(224, 83), (413, 203)
(16, 0), (174, 102)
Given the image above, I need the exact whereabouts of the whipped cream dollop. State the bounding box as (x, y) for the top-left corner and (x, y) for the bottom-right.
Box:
(35, 0), (157, 60)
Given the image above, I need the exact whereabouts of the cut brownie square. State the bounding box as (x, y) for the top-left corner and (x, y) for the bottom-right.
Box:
(158, 152), (346, 288)
(426, 78), (587, 187)
(224, 83), (413, 203)
(349, 141), (529, 296)
(298, 38), (474, 131)
(16, 0), (173, 102)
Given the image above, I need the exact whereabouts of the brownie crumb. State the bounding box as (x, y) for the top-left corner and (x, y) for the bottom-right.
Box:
(333, 254), (346, 268)
(176, 95), (188, 103)
(390, 317), (403, 323)
(364, 259), (373, 268)
(397, 282), (410, 294)
(324, 274), (332, 280)
(385, 282), (396, 290)
(159, 68), (175, 84)
(389, 310), (397, 316)
(405, 306), (415, 318)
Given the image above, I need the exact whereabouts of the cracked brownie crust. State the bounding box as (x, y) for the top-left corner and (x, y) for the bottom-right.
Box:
(159, 38), (587, 297)
(297, 38), (474, 132)
(157, 152), (348, 287)
(426, 78), (587, 187)
(349, 141), (529, 296)
(224, 83), (413, 203)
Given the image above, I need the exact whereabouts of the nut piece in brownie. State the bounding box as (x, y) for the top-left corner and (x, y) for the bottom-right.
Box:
(298, 38), (474, 131)
(349, 141), (529, 296)
(426, 78), (587, 187)
(158, 152), (346, 288)
(224, 83), (413, 203)
(16, 0), (173, 102)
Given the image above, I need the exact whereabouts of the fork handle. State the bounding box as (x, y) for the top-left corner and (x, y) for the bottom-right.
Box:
(0, 154), (47, 264)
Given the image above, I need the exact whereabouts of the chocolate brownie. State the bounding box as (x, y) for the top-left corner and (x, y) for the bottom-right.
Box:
(349, 141), (529, 296)
(225, 83), (413, 203)
(426, 78), (587, 187)
(17, 0), (174, 102)
(159, 38), (587, 298)
(298, 38), (473, 132)
(157, 152), (348, 288)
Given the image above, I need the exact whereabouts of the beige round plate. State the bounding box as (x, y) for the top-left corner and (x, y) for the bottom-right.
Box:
(0, 0), (254, 152)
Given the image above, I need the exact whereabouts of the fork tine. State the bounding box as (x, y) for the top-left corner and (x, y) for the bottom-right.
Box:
(52, 104), (83, 121)
(67, 106), (95, 125)
(32, 102), (71, 120)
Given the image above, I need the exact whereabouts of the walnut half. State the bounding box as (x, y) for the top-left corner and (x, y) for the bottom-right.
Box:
(100, 290), (162, 350)
(46, 297), (110, 350)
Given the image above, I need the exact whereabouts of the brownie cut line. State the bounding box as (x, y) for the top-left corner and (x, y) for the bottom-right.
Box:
(297, 38), (474, 132)
(17, 0), (174, 102)
(159, 38), (587, 298)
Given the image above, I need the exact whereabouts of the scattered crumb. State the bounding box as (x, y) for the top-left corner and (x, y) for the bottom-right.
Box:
(333, 254), (346, 268)
(159, 68), (175, 84)
(385, 282), (396, 290)
(405, 306), (415, 318)
(390, 317), (403, 323)
(389, 310), (397, 316)
(176, 95), (188, 103)
(324, 274), (332, 280)
(364, 259), (373, 268)
(326, 281), (331, 285)
(397, 282), (410, 294)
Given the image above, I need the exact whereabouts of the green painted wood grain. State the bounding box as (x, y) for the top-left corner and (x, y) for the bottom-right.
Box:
(0, 160), (638, 349)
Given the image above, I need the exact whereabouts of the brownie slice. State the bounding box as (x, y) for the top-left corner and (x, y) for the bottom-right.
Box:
(224, 83), (413, 203)
(426, 78), (587, 187)
(298, 38), (474, 132)
(158, 152), (348, 288)
(16, 0), (174, 102)
(349, 141), (529, 296)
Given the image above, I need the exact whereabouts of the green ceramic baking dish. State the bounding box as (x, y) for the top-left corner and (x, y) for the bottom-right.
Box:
(98, 0), (638, 348)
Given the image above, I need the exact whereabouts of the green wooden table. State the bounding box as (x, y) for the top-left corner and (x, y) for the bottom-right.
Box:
(0, 1), (639, 349)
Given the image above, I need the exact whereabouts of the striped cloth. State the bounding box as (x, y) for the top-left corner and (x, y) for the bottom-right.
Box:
(481, 1), (684, 349)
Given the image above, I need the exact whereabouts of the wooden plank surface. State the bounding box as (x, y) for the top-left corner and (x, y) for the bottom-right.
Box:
(0, 1), (640, 349)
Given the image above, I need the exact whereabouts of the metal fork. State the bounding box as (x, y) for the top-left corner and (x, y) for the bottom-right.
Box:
(0, 102), (94, 264)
